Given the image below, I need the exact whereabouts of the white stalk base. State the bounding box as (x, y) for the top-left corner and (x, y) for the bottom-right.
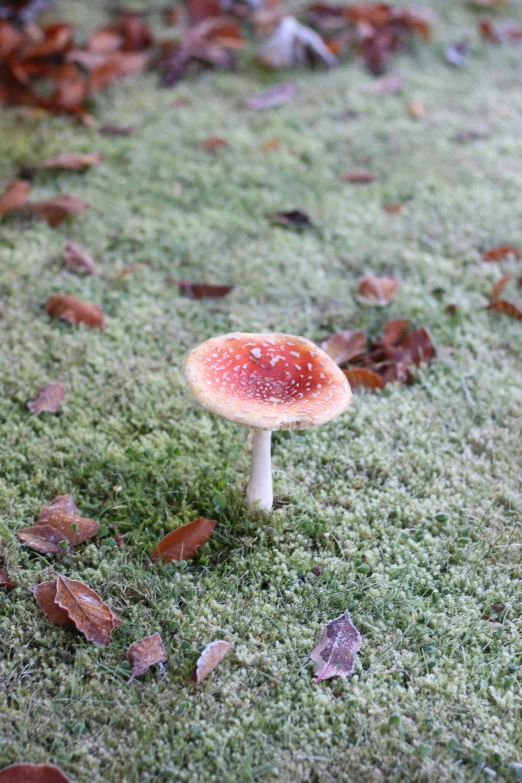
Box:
(246, 428), (273, 512)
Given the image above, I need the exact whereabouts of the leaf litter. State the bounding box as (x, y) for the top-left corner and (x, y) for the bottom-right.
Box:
(310, 611), (361, 682)
(27, 382), (65, 414)
(127, 632), (168, 683)
(46, 294), (104, 328)
(18, 493), (99, 553)
(63, 241), (97, 275)
(193, 640), (231, 682)
(150, 517), (217, 563)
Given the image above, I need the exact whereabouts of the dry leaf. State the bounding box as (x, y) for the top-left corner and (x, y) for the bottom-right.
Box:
(381, 318), (410, 345)
(31, 580), (74, 625)
(490, 274), (511, 301)
(111, 263), (147, 285)
(320, 330), (367, 365)
(0, 179), (31, 216)
(479, 19), (522, 43)
(199, 136), (228, 151)
(343, 367), (384, 390)
(400, 327), (436, 365)
(258, 16), (338, 69)
(310, 610), (361, 682)
(0, 763), (72, 783)
(18, 525), (68, 554)
(260, 138), (280, 152)
(482, 245), (521, 262)
(86, 52), (147, 94)
(63, 241), (97, 275)
(35, 493), (99, 545)
(407, 100), (426, 119)
(46, 295), (104, 328)
(30, 194), (89, 227)
(193, 640), (231, 683)
(127, 632), (167, 682)
(357, 274), (399, 305)
(339, 170), (376, 184)
(0, 567), (16, 591)
(150, 517), (217, 563)
(486, 299), (522, 320)
(99, 124), (133, 136)
(27, 382), (65, 414)
(271, 209), (312, 230)
(172, 281), (233, 299)
(383, 201), (402, 214)
(42, 151), (103, 170)
(242, 82), (295, 110)
(55, 574), (123, 647)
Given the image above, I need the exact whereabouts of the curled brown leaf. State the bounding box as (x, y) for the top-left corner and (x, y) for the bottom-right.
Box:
(343, 367), (384, 390)
(42, 152), (103, 170)
(482, 245), (521, 262)
(0, 567), (16, 591)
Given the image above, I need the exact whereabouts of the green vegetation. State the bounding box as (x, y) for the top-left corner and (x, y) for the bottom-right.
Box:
(1, 1), (521, 781)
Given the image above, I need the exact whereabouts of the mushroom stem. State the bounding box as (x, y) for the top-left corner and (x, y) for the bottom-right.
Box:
(246, 428), (273, 512)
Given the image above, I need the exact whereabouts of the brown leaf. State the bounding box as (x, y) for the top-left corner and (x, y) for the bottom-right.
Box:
(55, 574), (123, 647)
(111, 263), (148, 285)
(381, 318), (410, 345)
(127, 632), (167, 682)
(188, 0), (221, 24)
(36, 493), (99, 546)
(172, 280), (233, 299)
(18, 525), (68, 554)
(0, 763), (72, 783)
(99, 124), (133, 136)
(150, 517), (217, 563)
(27, 382), (65, 414)
(407, 100), (426, 119)
(86, 52), (147, 94)
(260, 138), (280, 152)
(42, 151), (103, 171)
(242, 82), (295, 110)
(199, 136), (228, 151)
(482, 245), (521, 262)
(339, 170), (376, 184)
(486, 299), (522, 320)
(383, 201), (402, 214)
(310, 610), (361, 682)
(30, 194), (89, 227)
(479, 19), (522, 43)
(490, 274), (511, 301)
(0, 179), (31, 216)
(400, 327), (436, 365)
(320, 330), (367, 365)
(63, 241), (97, 275)
(343, 367), (384, 390)
(46, 295), (104, 329)
(193, 640), (231, 682)
(258, 16), (338, 69)
(0, 567), (16, 591)
(271, 209), (312, 230)
(31, 581), (74, 625)
(357, 274), (399, 305)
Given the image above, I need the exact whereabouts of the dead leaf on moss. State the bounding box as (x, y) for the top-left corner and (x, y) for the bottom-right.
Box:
(343, 367), (385, 390)
(0, 763), (72, 783)
(55, 574), (123, 647)
(490, 274), (511, 301)
(271, 209), (312, 230)
(17, 525), (68, 554)
(30, 194), (89, 227)
(0, 179), (31, 216)
(31, 581), (74, 625)
(99, 124), (133, 136)
(127, 632), (167, 683)
(486, 299), (522, 320)
(258, 16), (338, 69)
(46, 294), (104, 328)
(36, 493), (99, 545)
(111, 263), (147, 285)
(260, 138), (280, 152)
(171, 280), (233, 299)
(320, 330), (367, 365)
(479, 18), (522, 43)
(42, 151), (103, 170)
(150, 517), (217, 563)
(310, 610), (361, 683)
(357, 274), (399, 305)
(193, 640), (231, 683)
(407, 100), (426, 119)
(242, 82), (295, 110)
(198, 136), (228, 151)
(339, 170), (376, 184)
(381, 318), (410, 345)
(0, 567), (16, 591)
(383, 201), (403, 214)
(27, 382), (65, 414)
(482, 245), (521, 262)
(63, 241), (97, 275)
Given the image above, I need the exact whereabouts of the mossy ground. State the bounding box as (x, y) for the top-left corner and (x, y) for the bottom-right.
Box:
(1, 1), (522, 781)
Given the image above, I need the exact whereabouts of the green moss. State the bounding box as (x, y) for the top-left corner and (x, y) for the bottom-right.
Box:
(1, 1), (522, 781)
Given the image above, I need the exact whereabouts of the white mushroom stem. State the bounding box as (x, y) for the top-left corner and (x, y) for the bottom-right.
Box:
(246, 428), (273, 512)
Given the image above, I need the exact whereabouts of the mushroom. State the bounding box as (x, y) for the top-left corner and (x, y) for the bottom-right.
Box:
(183, 332), (352, 512)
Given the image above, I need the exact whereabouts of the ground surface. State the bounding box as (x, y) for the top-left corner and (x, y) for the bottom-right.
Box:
(1, 1), (522, 781)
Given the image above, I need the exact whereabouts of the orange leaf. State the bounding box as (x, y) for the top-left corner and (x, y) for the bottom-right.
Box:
(193, 640), (231, 682)
(482, 245), (521, 262)
(357, 274), (399, 305)
(46, 295), (104, 329)
(27, 383), (65, 414)
(54, 574), (123, 647)
(343, 367), (384, 390)
(31, 581), (74, 625)
(490, 274), (511, 301)
(150, 517), (217, 563)
(30, 194), (89, 227)
(486, 299), (522, 320)
(381, 318), (410, 345)
(320, 330), (367, 365)
(127, 632), (168, 682)
(0, 179), (31, 216)
(0, 567), (16, 591)
(339, 170), (376, 184)
(172, 280), (233, 299)
(42, 151), (103, 170)
(0, 763), (71, 782)
(111, 263), (148, 285)
(63, 241), (97, 275)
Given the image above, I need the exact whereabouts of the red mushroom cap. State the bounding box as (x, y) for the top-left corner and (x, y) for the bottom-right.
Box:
(183, 332), (352, 430)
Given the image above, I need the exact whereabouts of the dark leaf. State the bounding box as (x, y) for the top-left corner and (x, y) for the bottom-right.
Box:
(381, 318), (410, 345)
(343, 367), (384, 390)
(198, 136), (228, 151)
(54, 574), (123, 647)
(27, 382), (65, 414)
(99, 124), (133, 136)
(490, 274), (510, 301)
(310, 610), (361, 682)
(36, 493), (99, 545)
(45, 295), (104, 329)
(320, 330), (367, 365)
(482, 245), (521, 262)
(339, 170), (376, 184)
(0, 763), (71, 783)
(172, 280), (233, 299)
(0, 178), (31, 216)
(18, 525), (68, 554)
(41, 151), (103, 171)
(383, 201), (402, 214)
(30, 194), (89, 227)
(242, 81), (295, 110)
(486, 299), (522, 320)
(127, 632), (167, 682)
(271, 209), (312, 230)
(399, 327), (436, 365)
(150, 517), (217, 563)
(193, 640), (231, 682)
(31, 581), (74, 625)
(0, 567), (15, 591)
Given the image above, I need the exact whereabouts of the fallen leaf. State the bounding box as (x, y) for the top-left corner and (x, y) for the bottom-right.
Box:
(99, 124), (133, 136)
(55, 574), (122, 647)
(187, 0), (221, 24)
(381, 318), (410, 345)
(63, 241), (97, 275)
(310, 610), (362, 682)
(0, 567), (15, 591)
(172, 281), (233, 299)
(193, 640), (231, 682)
(383, 201), (402, 214)
(111, 263), (147, 285)
(127, 632), (167, 683)
(22, 22), (73, 59)
(198, 136), (228, 151)
(35, 493), (99, 546)
(30, 194), (89, 227)
(357, 274), (399, 305)
(18, 525), (68, 554)
(490, 274), (511, 301)
(479, 18), (522, 43)
(258, 16), (338, 69)
(0, 179), (31, 216)
(343, 367), (385, 390)
(31, 581), (74, 625)
(27, 382), (65, 414)
(445, 39), (470, 68)
(150, 517), (217, 563)
(157, 20), (237, 87)
(260, 138), (280, 152)
(486, 299), (522, 320)
(407, 100), (426, 119)
(482, 245), (521, 262)
(46, 295), (104, 329)
(320, 330), (367, 365)
(271, 209), (312, 230)
(0, 763), (72, 783)
(339, 170), (376, 184)
(242, 82), (295, 110)
(41, 151), (103, 170)
(400, 327), (436, 366)
(86, 52), (147, 94)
